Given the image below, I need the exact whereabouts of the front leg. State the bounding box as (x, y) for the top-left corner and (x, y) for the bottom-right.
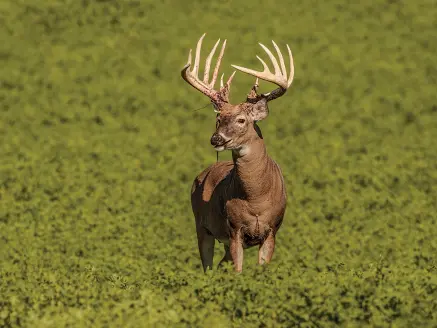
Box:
(229, 227), (244, 272)
(258, 230), (275, 265)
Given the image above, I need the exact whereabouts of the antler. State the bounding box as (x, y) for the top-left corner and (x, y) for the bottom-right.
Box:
(181, 33), (236, 109)
(231, 41), (294, 101)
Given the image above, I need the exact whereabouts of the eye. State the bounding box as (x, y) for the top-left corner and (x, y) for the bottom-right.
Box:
(237, 118), (245, 124)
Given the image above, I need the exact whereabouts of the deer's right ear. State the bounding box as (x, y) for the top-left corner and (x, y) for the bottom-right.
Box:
(247, 98), (269, 122)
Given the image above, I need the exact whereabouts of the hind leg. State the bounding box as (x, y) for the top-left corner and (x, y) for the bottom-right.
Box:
(196, 226), (215, 272)
(217, 244), (232, 268)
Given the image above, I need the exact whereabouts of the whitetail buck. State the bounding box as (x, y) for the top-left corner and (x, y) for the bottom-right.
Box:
(182, 33), (294, 272)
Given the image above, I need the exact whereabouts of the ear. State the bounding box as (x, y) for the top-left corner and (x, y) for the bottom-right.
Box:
(246, 98), (269, 121)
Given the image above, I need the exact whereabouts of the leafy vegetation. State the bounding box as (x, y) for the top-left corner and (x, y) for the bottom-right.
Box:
(0, 0), (436, 327)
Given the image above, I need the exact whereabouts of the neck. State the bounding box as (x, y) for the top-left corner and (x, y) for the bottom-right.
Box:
(232, 138), (273, 200)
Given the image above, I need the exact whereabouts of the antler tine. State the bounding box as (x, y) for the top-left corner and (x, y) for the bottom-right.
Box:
(210, 39), (227, 88)
(220, 71), (236, 89)
(186, 49), (192, 67)
(259, 43), (281, 76)
(231, 41), (294, 101)
(272, 40), (287, 79)
(192, 33), (206, 77)
(255, 55), (270, 73)
(286, 44), (294, 87)
(204, 39), (221, 84)
(227, 71), (236, 87)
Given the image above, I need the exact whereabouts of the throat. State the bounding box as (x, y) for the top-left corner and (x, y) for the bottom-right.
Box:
(232, 140), (273, 199)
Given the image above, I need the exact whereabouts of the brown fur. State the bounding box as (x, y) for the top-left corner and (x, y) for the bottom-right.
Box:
(183, 35), (294, 272)
(191, 105), (286, 272)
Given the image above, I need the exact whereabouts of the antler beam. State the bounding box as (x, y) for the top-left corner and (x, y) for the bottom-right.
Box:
(231, 41), (294, 101)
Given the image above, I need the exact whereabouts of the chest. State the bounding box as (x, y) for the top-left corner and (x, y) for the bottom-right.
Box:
(224, 196), (285, 226)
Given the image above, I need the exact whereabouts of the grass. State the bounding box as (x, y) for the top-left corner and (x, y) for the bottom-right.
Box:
(0, 0), (436, 327)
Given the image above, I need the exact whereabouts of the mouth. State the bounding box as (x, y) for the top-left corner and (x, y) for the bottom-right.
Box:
(213, 139), (232, 151)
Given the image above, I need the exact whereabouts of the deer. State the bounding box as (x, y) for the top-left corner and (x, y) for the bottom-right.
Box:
(182, 33), (294, 273)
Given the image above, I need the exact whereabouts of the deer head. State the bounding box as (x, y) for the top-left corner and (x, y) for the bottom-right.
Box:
(181, 33), (294, 153)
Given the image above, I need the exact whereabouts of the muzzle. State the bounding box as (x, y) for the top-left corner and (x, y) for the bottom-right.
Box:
(210, 133), (225, 147)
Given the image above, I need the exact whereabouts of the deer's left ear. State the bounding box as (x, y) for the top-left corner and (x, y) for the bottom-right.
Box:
(247, 98), (269, 121)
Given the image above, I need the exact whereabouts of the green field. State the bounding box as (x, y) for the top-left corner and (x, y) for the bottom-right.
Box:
(0, 0), (436, 327)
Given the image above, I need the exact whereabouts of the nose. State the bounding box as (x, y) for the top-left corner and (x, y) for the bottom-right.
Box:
(210, 133), (224, 146)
